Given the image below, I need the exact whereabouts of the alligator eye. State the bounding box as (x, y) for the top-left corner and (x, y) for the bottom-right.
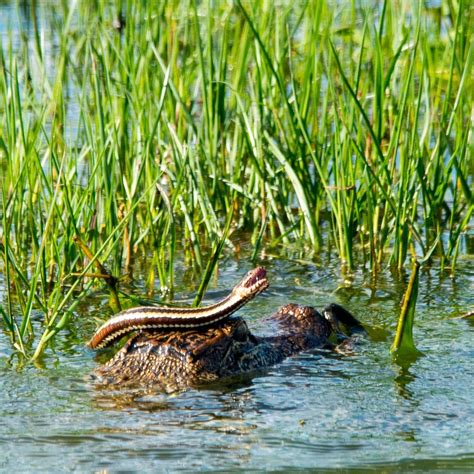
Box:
(232, 321), (250, 342)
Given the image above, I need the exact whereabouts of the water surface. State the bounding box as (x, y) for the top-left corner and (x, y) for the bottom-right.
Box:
(1, 256), (473, 472)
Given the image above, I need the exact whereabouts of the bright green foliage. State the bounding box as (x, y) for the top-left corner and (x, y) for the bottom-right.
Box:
(391, 259), (422, 358)
(0, 0), (472, 357)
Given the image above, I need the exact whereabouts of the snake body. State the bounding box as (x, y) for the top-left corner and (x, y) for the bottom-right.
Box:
(89, 267), (269, 349)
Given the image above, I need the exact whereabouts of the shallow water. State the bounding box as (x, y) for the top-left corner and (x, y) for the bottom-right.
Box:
(1, 256), (473, 472)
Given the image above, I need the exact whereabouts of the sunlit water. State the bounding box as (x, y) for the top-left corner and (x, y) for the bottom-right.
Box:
(1, 255), (473, 472)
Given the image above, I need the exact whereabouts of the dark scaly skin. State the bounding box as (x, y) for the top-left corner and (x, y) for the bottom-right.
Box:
(93, 303), (364, 390)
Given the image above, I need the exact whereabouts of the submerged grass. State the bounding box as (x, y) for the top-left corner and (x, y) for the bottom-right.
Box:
(0, 0), (472, 357)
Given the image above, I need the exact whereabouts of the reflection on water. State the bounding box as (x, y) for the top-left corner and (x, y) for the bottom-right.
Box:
(394, 362), (416, 400)
(392, 344), (425, 401)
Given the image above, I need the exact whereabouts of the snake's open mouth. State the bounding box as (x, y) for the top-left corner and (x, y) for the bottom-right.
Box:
(245, 266), (267, 286)
(240, 267), (268, 292)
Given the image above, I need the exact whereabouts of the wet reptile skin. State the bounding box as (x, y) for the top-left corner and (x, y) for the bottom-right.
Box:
(93, 303), (362, 389)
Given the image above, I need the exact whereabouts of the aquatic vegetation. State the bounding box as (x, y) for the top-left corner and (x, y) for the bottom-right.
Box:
(391, 259), (422, 359)
(0, 0), (472, 356)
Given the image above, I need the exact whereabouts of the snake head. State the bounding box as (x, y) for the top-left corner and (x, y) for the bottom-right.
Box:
(233, 267), (269, 299)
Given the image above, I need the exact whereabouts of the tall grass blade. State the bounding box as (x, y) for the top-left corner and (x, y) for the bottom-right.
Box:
(193, 209), (234, 307)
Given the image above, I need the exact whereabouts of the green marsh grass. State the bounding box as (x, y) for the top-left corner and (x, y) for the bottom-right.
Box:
(0, 0), (472, 357)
